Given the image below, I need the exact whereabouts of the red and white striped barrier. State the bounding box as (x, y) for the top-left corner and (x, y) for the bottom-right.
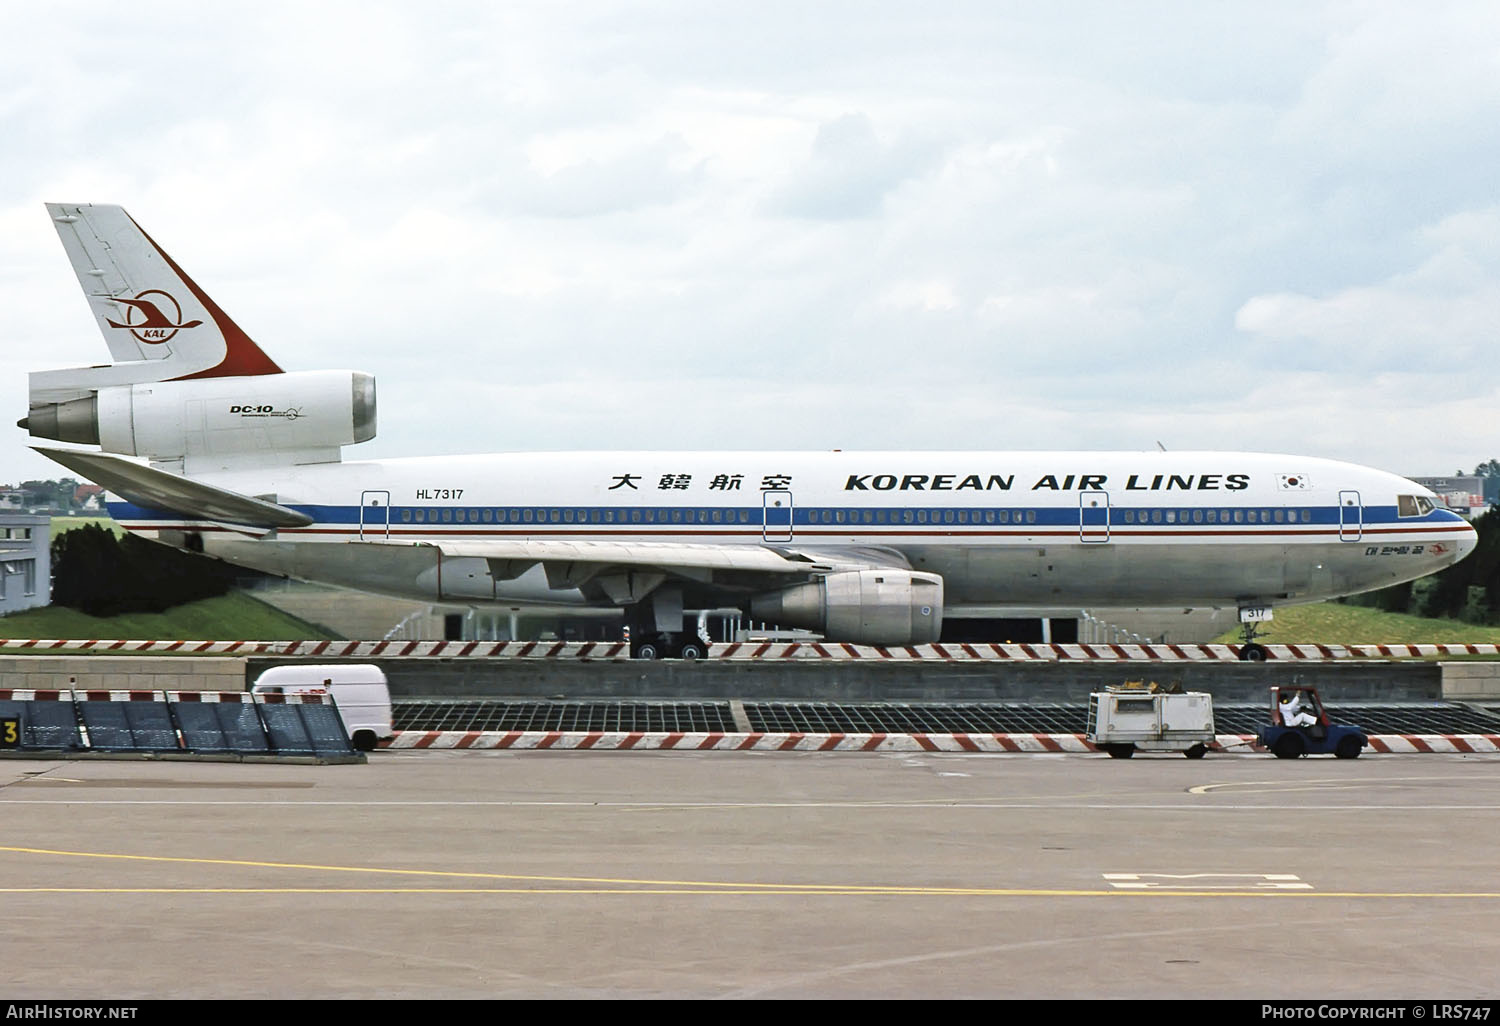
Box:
(166, 691), (256, 703)
(710, 641), (1500, 661)
(0, 688), (327, 706)
(382, 731), (1500, 754)
(3, 638), (1500, 660)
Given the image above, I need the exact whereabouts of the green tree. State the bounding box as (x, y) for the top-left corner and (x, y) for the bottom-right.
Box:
(50, 524), (239, 616)
(1475, 460), (1500, 506)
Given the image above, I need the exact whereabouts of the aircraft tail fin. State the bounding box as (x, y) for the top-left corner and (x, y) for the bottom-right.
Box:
(36, 203), (281, 402)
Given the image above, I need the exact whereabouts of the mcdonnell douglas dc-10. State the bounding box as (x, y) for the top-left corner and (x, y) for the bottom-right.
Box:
(22, 203), (1477, 658)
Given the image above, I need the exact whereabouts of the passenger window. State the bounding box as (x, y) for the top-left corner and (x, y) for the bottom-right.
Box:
(441, 509), (453, 523)
(1025, 510), (1036, 524)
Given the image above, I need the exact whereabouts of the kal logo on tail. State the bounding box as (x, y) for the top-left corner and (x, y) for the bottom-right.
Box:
(103, 289), (203, 344)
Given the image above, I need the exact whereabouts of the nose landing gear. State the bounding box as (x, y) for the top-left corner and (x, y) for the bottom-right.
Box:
(1236, 606), (1272, 662)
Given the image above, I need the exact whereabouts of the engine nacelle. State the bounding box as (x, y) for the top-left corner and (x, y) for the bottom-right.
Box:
(24, 370), (376, 469)
(748, 569), (944, 645)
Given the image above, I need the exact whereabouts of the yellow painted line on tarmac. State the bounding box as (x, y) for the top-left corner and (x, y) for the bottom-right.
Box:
(7, 847), (1500, 900)
(1189, 775), (1490, 795)
(0, 844), (1077, 894)
(3, 887), (1500, 898)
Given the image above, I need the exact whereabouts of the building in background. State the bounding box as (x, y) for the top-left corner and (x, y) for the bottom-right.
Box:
(0, 514), (50, 614)
(1411, 475), (1487, 519)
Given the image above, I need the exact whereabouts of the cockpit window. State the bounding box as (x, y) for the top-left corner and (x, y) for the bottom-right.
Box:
(1397, 495), (1435, 517)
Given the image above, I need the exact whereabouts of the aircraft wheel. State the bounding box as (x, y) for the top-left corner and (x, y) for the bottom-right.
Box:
(1239, 643), (1268, 662)
(1335, 736), (1364, 759)
(634, 641), (662, 660)
(1104, 743), (1134, 759)
(1273, 733), (1304, 759)
(678, 642), (705, 661)
(1184, 743), (1207, 759)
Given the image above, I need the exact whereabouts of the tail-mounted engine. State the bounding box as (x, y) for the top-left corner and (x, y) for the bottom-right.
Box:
(22, 369), (375, 470)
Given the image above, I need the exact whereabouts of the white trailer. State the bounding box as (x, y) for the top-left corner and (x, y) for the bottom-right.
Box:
(1086, 689), (1215, 759)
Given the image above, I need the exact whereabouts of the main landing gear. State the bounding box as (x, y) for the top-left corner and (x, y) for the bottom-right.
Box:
(626, 587), (708, 660)
(631, 634), (705, 661)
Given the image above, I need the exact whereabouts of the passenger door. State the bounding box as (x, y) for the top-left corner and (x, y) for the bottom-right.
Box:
(1080, 490), (1110, 543)
(762, 489), (793, 543)
(1338, 490), (1362, 542)
(360, 490), (391, 540)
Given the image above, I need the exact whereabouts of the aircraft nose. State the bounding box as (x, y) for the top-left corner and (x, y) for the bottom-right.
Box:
(1456, 517), (1479, 560)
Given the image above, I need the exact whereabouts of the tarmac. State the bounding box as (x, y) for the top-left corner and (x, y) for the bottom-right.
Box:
(3, 747), (1499, 999)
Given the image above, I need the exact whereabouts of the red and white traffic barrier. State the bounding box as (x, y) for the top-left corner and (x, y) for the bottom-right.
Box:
(8, 636), (1500, 660)
(166, 691), (256, 703)
(381, 731), (1500, 754)
(1367, 734), (1500, 754)
(3, 639), (1499, 661)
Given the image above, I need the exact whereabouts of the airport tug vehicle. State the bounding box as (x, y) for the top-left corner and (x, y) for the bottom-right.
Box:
(1257, 686), (1367, 759)
(1087, 683), (1216, 759)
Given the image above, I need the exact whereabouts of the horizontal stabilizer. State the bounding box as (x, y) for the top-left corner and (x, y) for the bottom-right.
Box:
(33, 446), (312, 528)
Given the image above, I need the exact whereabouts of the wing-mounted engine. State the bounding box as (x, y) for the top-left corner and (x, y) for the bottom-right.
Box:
(748, 569), (944, 645)
(22, 369), (376, 471)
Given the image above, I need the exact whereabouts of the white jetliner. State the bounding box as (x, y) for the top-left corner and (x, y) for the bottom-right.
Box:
(23, 203), (1478, 659)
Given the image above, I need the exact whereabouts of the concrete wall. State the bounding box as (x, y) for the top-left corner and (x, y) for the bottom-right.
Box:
(0, 656), (247, 693)
(1437, 661), (1500, 701)
(3, 653), (1492, 704)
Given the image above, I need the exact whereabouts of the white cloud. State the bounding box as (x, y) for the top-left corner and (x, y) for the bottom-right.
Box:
(1234, 205), (1500, 367)
(4, 1), (1500, 486)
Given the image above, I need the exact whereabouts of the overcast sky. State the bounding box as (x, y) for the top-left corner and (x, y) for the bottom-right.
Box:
(2, 1), (1497, 486)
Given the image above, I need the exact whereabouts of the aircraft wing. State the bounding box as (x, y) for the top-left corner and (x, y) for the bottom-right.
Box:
(428, 538), (909, 603)
(33, 446), (313, 529)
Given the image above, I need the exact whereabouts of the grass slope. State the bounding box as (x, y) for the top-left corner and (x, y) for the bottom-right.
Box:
(1211, 602), (1500, 645)
(48, 516), (123, 537)
(0, 591), (340, 641)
